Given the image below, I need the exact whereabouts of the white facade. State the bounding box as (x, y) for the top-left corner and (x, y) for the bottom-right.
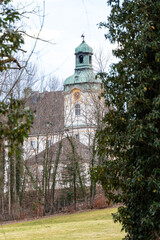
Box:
(64, 88), (103, 146)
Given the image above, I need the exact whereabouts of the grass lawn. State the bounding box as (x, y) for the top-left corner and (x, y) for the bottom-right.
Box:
(0, 208), (125, 240)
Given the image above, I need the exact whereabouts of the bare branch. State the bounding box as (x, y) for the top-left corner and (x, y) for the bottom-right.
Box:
(17, 48), (27, 53)
(19, 31), (55, 45)
(2, 0), (46, 102)
(0, 56), (22, 69)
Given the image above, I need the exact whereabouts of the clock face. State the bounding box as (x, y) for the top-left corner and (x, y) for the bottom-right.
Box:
(73, 91), (81, 101)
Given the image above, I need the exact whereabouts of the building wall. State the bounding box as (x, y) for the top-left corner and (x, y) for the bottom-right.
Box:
(64, 87), (103, 146)
(24, 133), (63, 159)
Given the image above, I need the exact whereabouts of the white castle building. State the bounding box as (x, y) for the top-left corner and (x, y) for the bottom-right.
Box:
(25, 37), (104, 160)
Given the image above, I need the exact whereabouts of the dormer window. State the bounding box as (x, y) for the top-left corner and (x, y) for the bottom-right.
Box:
(75, 104), (80, 115)
(79, 55), (83, 64)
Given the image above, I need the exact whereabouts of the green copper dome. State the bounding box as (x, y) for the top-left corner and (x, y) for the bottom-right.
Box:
(64, 70), (101, 91)
(75, 42), (93, 54)
(64, 70), (101, 85)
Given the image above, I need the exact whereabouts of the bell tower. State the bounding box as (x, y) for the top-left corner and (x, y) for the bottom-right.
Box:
(75, 34), (93, 71)
(63, 36), (102, 145)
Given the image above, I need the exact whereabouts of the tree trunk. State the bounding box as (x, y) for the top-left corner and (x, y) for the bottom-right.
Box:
(51, 141), (62, 213)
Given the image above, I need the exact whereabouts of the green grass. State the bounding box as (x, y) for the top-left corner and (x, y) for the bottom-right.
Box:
(0, 208), (125, 240)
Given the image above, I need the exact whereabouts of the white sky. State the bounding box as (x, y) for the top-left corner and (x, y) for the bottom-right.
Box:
(14, 0), (114, 85)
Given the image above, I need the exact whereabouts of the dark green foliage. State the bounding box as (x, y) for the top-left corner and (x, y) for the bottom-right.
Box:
(0, 0), (24, 71)
(16, 146), (24, 197)
(0, 98), (33, 148)
(95, 0), (160, 239)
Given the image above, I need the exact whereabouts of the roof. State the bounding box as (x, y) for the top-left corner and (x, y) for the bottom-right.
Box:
(64, 70), (102, 91)
(75, 41), (93, 54)
(26, 137), (91, 165)
(26, 91), (64, 135)
(64, 70), (101, 85)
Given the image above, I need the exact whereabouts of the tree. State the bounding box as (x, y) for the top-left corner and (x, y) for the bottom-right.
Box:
(23, 90), (65, 215)
(0, 98), (33, 215)
(0, 0), (24, 71)
(0, 0), (41, 217)
(0, 0), (46, 101)
(93, 48), (111, 74)
(95, 0), (160, 239)
(0, 1), (26, 216)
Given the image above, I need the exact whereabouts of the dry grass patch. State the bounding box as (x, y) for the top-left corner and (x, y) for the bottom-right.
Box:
(0, 208), (125, 240)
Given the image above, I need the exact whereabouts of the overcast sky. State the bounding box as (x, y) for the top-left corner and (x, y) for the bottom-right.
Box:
(15, 0), (113, 85)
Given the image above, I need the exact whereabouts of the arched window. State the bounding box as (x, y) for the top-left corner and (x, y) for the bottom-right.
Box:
(75, 104), (80, 116)
(79, 55), (83, 64)
(89, 56), (92, 64)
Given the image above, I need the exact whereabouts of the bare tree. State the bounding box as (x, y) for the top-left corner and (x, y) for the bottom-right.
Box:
(1, 0), (50, 102)
(0, 61), (39, 100)
(0, 0), (55, 219)
(93, 48), (112, 73)
(47, 76), (63, 92)
(23, 90), (64, 215)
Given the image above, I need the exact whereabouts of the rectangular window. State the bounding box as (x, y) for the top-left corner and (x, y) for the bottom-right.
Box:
(75, 134), (79, 140)
(31, 140), (36, 149)
(75, 104), (80, 116)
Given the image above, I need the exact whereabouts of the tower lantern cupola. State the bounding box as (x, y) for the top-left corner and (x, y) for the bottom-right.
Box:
(63, 36), (101, 92)
(75, 34), (93, 71)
